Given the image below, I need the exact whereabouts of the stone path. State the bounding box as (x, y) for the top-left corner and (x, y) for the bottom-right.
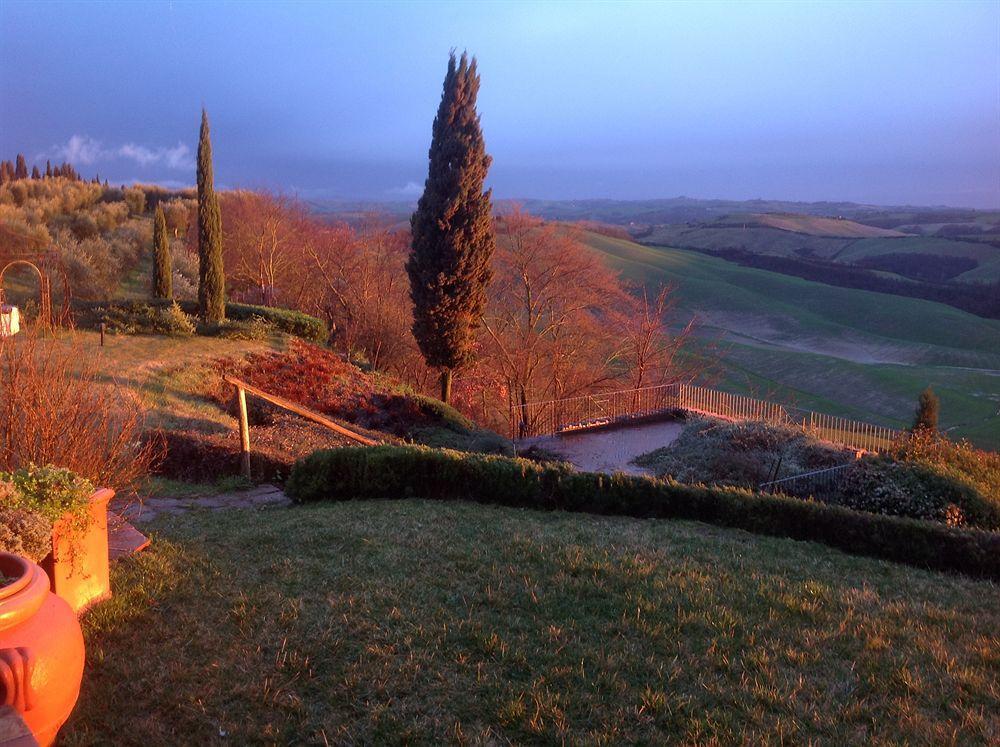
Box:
(113, 484), (292, 525)
(525, 419), (684, 476)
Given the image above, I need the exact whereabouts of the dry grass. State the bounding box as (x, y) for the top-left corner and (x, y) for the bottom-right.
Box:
(65, 501), (999, 745)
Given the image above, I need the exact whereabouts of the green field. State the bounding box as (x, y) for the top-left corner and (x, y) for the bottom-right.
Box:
(642, 222), (1000, 283)
(65, 500), (1000, 744)
(580, 231), (1000, 448)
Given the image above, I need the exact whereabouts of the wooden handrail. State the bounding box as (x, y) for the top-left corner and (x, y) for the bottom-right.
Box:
(223, 374), (378, 478)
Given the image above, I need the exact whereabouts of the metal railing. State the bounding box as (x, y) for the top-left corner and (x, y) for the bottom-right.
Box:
(513, 382), (902, 454)
(759, 463), (852, 497)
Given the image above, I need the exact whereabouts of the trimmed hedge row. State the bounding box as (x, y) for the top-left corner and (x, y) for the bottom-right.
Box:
(73, 299), (327, 343)
(286, 445), (1000, 582)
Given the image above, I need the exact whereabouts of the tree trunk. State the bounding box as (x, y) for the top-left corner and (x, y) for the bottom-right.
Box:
(440, 369), (453, 404)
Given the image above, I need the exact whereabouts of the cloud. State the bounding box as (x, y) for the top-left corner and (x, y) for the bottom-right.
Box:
(52, 134), (106, 165)
(386, 180), (423, 197)
(118, 142), (194, 171)
(41, 135), (194, 171)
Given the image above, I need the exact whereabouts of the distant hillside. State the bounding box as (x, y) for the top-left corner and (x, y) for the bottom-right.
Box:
(575, 229), (1000, 449)
(642, 220), (1000, 283)
(717, 212), (907, 238)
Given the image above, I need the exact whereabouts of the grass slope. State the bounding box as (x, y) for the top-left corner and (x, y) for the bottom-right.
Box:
(729, 213), (906, 238)
(642, 224), (1000, 282)
(65, 501), (999, 745)
(579, 232), (1000, 448)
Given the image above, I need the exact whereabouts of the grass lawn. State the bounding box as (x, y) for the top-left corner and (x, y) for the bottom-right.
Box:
(65, 501), (998, 745)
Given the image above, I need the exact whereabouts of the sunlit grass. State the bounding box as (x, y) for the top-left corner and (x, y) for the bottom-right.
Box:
(65, 500), (999, 744)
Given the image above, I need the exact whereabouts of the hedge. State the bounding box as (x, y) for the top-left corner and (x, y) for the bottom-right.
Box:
(74, 299), (327, 343)
(286, 445), (1000, 582)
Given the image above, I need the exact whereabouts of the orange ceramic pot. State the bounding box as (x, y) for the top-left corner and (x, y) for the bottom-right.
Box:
(0, 552), (85, 746)
(42, 489), (113, 614)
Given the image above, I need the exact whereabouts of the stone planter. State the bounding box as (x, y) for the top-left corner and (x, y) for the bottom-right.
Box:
(0, 552), (85, 746)
(41, 489), (113, 615)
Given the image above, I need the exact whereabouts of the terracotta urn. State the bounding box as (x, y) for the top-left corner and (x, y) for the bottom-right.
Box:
(42, 489), (113, 614)
(0, 552), (85, 746)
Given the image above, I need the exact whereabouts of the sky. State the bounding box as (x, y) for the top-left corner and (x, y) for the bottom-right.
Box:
(1, 0), (998, 208)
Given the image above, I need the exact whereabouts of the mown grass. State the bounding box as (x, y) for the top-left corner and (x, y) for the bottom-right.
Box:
(65, 501), (999, 745)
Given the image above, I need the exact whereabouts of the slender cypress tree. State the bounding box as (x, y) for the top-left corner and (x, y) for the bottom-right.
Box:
(407, 51), (495, 403)
(30, 165), (40, 179)
(197, 108), (225, 322)
(152, 204), (172, 299)
(45, 160), (52, 178)
(14, 154), (27, 180)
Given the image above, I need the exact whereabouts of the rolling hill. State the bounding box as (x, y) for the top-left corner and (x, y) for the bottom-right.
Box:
(577, 230), (1000, 448)
(641, 218), (1000, 283)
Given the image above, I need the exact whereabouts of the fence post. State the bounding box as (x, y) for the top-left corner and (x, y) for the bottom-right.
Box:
(237, 384), (251, 480)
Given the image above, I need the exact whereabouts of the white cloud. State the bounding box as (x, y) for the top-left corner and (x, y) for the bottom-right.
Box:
(54, 134), (107, 164)
(40, 135), (194, 171)
(386, 180), (423, 197)
(118, 142), (194, 171)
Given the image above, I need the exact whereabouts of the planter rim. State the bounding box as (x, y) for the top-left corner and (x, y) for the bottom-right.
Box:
(0, 552), (49, 629)
(0, 552), (32, 600)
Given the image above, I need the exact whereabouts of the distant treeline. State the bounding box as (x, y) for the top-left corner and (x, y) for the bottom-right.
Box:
(667, 245), (1000, 319)
(0, 153), (88, 184)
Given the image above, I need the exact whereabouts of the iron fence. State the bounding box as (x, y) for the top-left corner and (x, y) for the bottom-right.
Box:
(513, 382), (902, 454)
(759, 463), (852, 497)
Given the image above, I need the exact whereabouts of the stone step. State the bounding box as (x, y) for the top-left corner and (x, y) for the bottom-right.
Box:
(108, 513), (150, 561)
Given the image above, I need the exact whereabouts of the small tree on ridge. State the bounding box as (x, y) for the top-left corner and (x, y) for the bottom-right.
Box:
(913, 386), (939, 433)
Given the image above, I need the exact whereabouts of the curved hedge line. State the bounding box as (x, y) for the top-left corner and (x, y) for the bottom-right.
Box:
(286, 445), (1000, 581)
(74, 299), (327, 343)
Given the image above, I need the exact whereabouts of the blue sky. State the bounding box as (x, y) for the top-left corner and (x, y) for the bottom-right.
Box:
(1, 0), (997, 207)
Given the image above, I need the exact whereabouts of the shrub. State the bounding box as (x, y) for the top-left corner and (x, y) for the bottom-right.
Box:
(634, 419), (851, 487)
(198, 315), (272, 341)
(834, 457), (998, 529)
(222, 302), (327, 343)
(77, 300), (195, 336)
(0, 506), (52, 563)
(286, 445), (1000, 581)
(218, 342), (513, 454)
(0, 332), (158, 492)
(0, 465), (93, 527)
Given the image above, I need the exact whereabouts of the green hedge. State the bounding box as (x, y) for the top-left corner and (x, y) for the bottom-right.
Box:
(286, 446), (1000, 581)
(74, 299), (327, 343)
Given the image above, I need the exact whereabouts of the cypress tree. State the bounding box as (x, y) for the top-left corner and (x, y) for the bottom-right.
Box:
(152, 204), (172, 299)
(407, 51), (495, 403)
(912, 386), (940, 433)
(45, 160), (52, 178)
(30, 165), (40, 179)
(197, 108), (225, 323)
(14, 154), (27, 180)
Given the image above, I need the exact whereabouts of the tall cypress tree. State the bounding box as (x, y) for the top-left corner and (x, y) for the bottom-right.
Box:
(197, 108), (225, 322)
(45, 160), (52, 178)
(14, 154), (27, 180)
(152, 204), (172, 299)
(407, 51), (495, 403)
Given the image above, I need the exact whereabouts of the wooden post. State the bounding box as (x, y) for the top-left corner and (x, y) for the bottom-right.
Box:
(99, 322), (105, 347)
(237, 385), (251, 480)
